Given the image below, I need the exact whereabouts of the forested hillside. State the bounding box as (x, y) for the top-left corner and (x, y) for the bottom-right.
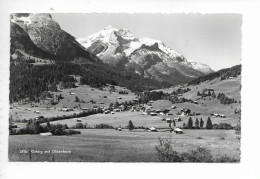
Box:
(188, 65), (241, 85)
(9, 60), (171, 103)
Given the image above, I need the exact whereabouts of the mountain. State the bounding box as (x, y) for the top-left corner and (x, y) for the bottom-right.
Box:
(77, 25), (214, 84)
(10, 13), (99, 62)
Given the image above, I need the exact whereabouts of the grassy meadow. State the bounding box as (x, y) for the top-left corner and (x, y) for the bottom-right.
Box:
(9, 129), (240, 162)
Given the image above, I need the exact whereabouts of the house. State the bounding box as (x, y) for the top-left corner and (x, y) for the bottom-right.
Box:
(193, 101), (198, 104)
(220, 114), (226, 118)
(171, 106), (177, 109)
(181, 108), (191, 114)
(104, 110), (110, 114)
(82, 108), (87, 110)
(149, 127), (157, 132)
(77, 119), (81, 122)
(34, 110), (40, 113)
(159, 112), (164, 115)
(113, 109), (121, 112)
(62, 108), (69, 112)
(150, 112), (157, 116)
(174, 128), (183, 134)
(40, 132), (52, 136)
(166, 113), (173, 116)
(143, 112), (148, 115)
(166, 118), (172, 123)
(115, 127), (122, 131)
(174, 117), (181, 122)
(118, 97), (122, 99)
(162, 118), (166, 121)
(69, 92), (75, 95)
(211, 113), (220, 117)
(110, 112), (115, 114)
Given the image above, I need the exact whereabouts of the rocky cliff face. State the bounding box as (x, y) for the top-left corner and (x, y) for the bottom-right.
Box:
(11, 13), (99, 62)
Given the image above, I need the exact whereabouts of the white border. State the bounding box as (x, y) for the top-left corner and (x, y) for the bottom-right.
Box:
(1, 0), (260, 179)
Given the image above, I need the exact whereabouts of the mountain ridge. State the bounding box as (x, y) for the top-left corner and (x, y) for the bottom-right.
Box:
(77, 25), (214, 84)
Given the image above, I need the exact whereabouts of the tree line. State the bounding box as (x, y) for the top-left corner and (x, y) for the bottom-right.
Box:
(10, 61), (171, 103)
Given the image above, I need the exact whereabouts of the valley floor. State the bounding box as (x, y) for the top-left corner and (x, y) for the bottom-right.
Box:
(9, 128), (240, 162)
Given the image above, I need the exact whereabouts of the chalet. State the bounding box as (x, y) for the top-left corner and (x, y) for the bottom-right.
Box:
(150, 112), (157, 116)
(174, 128), (183, 134)
(181, 108), (191, 114)
(104, 110), (110, 114)
(193, 101), (198, 104)
(220, 114), (226, 118)
(166, 118), (172, 123)
(174, 117), (181, 122)
(40, 132), (53, 136)
(149, 127), (157, 132)
(113, 109), (121, 112)
(211, 113), (220, 117)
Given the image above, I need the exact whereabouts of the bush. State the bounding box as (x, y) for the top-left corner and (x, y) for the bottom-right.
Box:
(155, 138), (184, 162)
(65, 129), (81, 135)
(95, 123), (113, 129)
(75, 123), (84, 129)
(215, 155), (239, 163)
(155, 138), (236, 163)
(182, 147), (213, 162)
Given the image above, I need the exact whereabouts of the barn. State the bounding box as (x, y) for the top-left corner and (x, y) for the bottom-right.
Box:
(174, 128), (183, 134)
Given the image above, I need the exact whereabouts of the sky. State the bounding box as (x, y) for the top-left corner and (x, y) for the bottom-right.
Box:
(52, 13), (242, 71)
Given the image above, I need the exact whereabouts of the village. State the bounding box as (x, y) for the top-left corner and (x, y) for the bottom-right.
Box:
(8, 74), (241, 162)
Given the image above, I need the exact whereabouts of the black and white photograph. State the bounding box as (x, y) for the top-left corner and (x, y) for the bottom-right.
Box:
(8, 13), (241, 162)
(1, 0), (260, 178)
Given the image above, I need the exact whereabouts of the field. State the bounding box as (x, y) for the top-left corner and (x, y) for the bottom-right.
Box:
(9, 76), (241, 162)
(9, 129), (240, 162)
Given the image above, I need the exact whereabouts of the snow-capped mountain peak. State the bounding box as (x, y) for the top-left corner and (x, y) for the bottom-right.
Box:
(76, 26), (214, 84)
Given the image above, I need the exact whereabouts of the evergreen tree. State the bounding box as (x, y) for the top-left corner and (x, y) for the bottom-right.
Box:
(75, 96), (79, 102)
(199, 118), (204, 128)
(47, 121), (51, 129)
(195, 118), (200, 129)
(211, 91), (216, 98)
(188, 117), (193, 129)
(206, 117), (213, 129)
(128, 120), (135, 131)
